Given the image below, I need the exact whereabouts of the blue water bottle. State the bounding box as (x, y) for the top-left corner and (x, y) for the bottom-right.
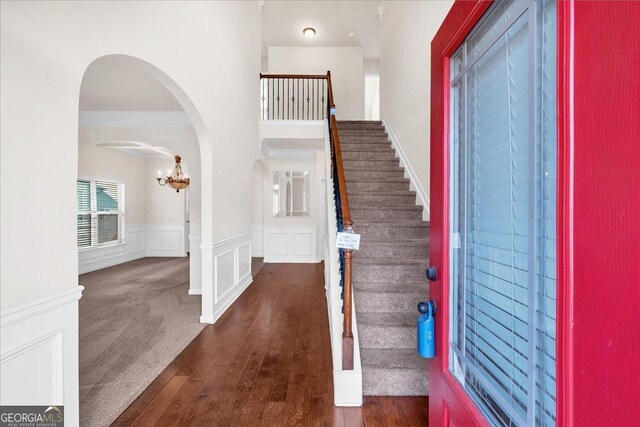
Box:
(417, 300), (435, 358)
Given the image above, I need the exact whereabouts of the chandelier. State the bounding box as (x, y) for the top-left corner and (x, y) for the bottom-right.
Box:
(156, 155), (190, 192)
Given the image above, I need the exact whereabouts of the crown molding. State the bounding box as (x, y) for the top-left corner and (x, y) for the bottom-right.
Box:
(79, 111), (191, 128)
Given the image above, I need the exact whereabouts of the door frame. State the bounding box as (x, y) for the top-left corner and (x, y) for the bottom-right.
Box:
(428, 0), (574, 425)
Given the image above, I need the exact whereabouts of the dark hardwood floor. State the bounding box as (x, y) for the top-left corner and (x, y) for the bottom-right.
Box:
(112, 263), (428, 426)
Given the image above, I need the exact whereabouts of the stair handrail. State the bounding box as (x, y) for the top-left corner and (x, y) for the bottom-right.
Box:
(258, 71), (355, 370)
(326, 70), (354, 370)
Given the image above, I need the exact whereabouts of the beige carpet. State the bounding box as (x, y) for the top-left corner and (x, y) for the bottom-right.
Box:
(78, 257), (205, 427)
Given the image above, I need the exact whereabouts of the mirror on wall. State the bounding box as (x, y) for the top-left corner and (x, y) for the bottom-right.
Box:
(272, 171), (310, 217)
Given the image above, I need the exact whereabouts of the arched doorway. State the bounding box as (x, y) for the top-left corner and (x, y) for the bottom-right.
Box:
(76, 54), (212, 426)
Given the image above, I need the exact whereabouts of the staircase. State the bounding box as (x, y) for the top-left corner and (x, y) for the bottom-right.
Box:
(338, 120), (430, 396)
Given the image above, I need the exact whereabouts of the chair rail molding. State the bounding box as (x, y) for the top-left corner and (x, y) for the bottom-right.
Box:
(382, 117), (430, 220)
(0, 286), (83, 426)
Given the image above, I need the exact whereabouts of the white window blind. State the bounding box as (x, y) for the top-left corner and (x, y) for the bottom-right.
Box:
(449, 1), (557, 426)
(77, 179), (124, 248)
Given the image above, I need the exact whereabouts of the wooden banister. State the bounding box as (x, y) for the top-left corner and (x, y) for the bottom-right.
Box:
(326, 70), (354, 370)
(260, 73), (328, 79)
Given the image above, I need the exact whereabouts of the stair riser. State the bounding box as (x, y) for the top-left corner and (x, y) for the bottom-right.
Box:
(358, 324), (416, 349)
(347, 182), (410, 192)
(342, 151), (397, 161)
(343, 160), (401, 171)
(350, 194), (416, 206)
(344, 170), (407, 181)
(351, 209), (422, 222)
(353, 265), (426, 283)
(357, 225), (428, 240)
(354, 243), (428, 259)
(362, 368), (428, 396)
(354, 291), (426, 313)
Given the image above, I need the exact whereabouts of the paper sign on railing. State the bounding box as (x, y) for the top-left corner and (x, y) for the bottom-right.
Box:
(336, 232), (361, 250)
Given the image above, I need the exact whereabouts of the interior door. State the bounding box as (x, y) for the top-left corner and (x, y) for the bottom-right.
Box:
(429, 1), (559, 425)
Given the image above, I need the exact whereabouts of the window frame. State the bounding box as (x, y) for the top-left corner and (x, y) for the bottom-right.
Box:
(77, 176), (125, 250)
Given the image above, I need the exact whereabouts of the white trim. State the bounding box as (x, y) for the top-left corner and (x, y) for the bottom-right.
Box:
(263, 226), (319, 263)
(212, 231), (252, 249)
(212, 273), (253, 323)
(333, 370), (364, 406)
(78, 223), (187, 274)
(382, 117), (430, 220)
(200, 231), (254, 324)
(0, 286), (83, 424)
(0, 286), (84, 328)
(79, 111), (191, 128)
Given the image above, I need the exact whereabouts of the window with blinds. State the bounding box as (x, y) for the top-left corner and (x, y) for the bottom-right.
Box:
(448, 1), (556, 426)
(77, 179), (124, 248)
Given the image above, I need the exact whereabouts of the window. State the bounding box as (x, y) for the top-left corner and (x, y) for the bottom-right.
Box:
(448, 1), (557, 426)
(77, 179), (124, 248)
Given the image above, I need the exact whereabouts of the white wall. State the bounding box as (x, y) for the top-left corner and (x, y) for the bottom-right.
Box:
(1, 1), (260, 421)
(262, 153), (325, 263)
(268, 47), (364, 120)
(77, 125), (201, 273)
(379, 0), (454, 217)
(78, 144), (147, 224)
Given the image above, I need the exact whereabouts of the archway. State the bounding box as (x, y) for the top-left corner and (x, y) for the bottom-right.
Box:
(76, 54), (211, 426)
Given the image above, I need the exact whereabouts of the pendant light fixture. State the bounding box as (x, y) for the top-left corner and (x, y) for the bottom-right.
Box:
(156, 155), (190, 192)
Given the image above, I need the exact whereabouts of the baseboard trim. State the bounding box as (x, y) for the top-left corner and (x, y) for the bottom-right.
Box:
(212, 274), (253, 323)
(382, 117), (430, 220)
(188, 289), (202, 295)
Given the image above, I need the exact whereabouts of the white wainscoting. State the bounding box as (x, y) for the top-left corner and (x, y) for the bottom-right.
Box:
(145, 224), (186, 257)
(264, 226), (319, 263)
(200, 231), (253, 324)
(0, 286), (83, 425)
(78, 224), (186, 274)
(251, 224), (264, 257)
(78, 224), (146, 274)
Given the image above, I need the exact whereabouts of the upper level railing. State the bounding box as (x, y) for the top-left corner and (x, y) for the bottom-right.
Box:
(260, 73), (327, 120)
(259, 72), (355, 370)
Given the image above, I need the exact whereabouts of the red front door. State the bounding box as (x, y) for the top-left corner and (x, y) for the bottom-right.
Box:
(428, 1), (640, 426)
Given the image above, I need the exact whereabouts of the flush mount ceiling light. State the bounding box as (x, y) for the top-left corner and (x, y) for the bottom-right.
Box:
(156, 155), (190, 193)
(303, 27), (316, 39)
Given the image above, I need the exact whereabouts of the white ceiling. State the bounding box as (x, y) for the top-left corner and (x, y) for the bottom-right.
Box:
(261, 1), (381, 61)
(79, 56), (182, 111)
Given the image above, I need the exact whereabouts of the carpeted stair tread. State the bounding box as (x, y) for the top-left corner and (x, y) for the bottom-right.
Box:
(349, 204), (422, 212)
(349, 189), (416, 196)
(358, 311), (416, 327)
(354, 282), (426, 294)
(356, 218), (428, 225)
(361, 348), (428, 371)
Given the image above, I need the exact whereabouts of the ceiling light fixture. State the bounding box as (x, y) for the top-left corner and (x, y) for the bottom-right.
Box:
(303, 27), (316, 39)
(156, 155), (190, 192)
